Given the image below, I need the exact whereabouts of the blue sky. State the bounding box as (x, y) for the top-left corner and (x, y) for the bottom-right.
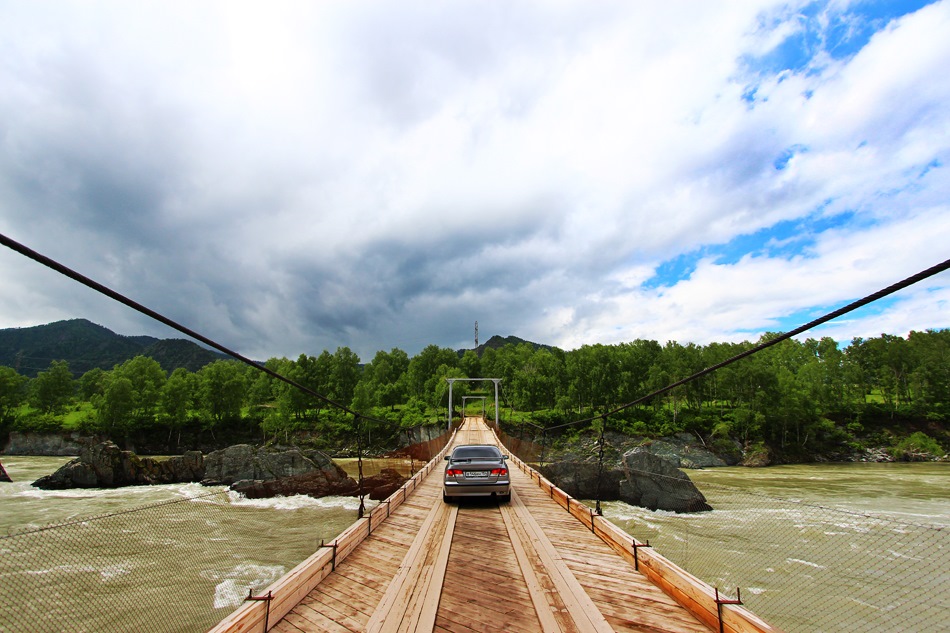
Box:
(0, 0), (948, 360)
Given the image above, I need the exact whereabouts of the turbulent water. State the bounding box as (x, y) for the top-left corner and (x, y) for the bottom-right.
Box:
(0, 456), (392, 633)
(2, 458), (947, 632)
(602, 463), (950, 633)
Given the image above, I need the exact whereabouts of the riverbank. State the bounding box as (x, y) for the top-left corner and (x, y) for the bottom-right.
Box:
(542, 429), (948, 471)
(4, 425), (947, 470)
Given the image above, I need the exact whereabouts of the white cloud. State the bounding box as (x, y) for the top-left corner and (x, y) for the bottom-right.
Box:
(1, 1), (948, 360)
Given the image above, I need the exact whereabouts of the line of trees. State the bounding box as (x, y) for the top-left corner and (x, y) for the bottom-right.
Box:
(0, 330), (947, 458)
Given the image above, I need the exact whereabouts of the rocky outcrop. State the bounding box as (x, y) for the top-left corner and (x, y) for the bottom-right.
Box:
(3, 431), (97, 456)
(539, 448), (712, 513)
(28, 440), (401, 503)
(638, 434), (731, 468)
(361, 468), (409, 501)
(229, 467), (407, 501)
(0, 460), (11, 482)
(32, 441), (203, 489)
(620, 449), (712, 513)
(201, 444), (342, 486)
(537, 461), (622, 500)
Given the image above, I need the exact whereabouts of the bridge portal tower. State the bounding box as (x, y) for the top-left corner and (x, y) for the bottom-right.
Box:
(446, 378), (500, 430)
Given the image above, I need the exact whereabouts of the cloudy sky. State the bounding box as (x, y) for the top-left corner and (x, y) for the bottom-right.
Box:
(1, 0), (948, 362)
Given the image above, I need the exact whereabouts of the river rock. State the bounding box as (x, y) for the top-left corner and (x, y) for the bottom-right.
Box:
(201, 444), (342, 485)
(229, 467), (407, 501)
(620, 448), (712, 512)
(539, 453), (711, 513)
(0, 460), (11, 482)
(640, 434), (731, 468)
(538, 462), (622, 499)
(363, 468), (410, 501)
(32, 441), (204, 489)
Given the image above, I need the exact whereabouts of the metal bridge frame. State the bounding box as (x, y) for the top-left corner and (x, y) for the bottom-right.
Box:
(461, 395), (487, 419)
(446, 378), (500, 430)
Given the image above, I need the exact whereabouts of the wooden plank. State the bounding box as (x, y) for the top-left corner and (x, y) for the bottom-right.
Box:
(364, 494), (456, 632)
(507, 486), (615, 633)
(497, 491), (562, 632)
(406, 502), (458, 633)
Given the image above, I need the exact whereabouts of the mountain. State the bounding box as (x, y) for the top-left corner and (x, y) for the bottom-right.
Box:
(0, 319), (229, 377)
(460, 334), (558, 357)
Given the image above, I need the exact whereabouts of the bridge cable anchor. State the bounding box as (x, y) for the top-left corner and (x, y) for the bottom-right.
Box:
(320, 539), (338, 571)
(244, 589), (273, 632)
(631, 540), (651, 571)
(714, 587), (742, 633)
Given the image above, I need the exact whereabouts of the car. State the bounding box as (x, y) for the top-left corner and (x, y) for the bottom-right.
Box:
(443, 444), (511, 503)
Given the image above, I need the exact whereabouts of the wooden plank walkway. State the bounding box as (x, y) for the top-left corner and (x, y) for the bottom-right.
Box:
(210, 418), (780, 633)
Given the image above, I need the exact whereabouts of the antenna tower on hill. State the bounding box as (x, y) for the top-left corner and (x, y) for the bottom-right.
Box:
(474, 321), (479, 348)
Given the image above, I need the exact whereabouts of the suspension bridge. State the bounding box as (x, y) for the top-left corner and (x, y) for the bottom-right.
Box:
(209, 417), (777, 633)
(2, 235), (947, 632)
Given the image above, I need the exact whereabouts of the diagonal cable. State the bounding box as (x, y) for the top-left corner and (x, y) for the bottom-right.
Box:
(0, 231), (384, 422)
(544, 256), (950, 431)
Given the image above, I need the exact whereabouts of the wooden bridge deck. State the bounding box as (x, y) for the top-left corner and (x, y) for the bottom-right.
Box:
(210, 418), (779, 633)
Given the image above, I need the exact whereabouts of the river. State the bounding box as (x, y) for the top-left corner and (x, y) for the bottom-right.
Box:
(1, 459), (947, 632)
(602, 462), (950, 632)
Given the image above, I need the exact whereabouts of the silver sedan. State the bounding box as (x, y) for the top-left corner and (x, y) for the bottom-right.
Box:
(443, 444), (511, 503)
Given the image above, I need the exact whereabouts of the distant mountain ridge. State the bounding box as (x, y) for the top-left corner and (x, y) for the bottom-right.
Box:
(0, 319), (229, 377)
(461, 334), (557, 357)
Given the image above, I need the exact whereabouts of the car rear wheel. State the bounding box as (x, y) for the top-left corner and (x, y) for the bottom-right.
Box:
(443, 492), (453, 503)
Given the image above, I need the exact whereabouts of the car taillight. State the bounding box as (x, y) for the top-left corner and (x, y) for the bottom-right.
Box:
(446, 468), (464, 476)
(490, 468), (508, 476)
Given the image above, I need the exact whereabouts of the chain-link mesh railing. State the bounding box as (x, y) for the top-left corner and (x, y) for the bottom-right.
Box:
(0, 423), (459, 633)
(617, 478), (948, 633)
(0, 487), (359, 633)
(494, 424), (948, 633)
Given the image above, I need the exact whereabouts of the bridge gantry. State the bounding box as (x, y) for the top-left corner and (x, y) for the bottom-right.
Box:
(210, 418), (778, 633)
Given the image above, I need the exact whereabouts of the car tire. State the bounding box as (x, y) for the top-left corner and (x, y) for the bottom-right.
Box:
(501, 492), (511, 503)
(443, 492), (453, 503)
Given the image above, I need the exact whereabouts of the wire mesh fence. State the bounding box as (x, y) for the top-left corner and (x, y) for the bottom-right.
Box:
(495, 424), (948, 632)
(0, 483), (364, 633)
(1, 425), (457, 633)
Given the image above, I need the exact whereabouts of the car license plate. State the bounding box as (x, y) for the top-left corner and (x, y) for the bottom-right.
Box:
(466, 471), (489, 478)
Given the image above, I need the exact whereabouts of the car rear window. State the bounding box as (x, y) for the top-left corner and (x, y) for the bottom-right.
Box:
(452, 446), (501, 459)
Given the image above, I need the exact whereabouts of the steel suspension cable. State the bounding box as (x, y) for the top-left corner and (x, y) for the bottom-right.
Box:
(0, 232), (384, 424)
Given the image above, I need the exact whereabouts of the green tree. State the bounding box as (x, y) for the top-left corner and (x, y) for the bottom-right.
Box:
(197, 360), (247, 435)
(330, 347), (362, 406)
(358, 348), (409, 411)
(30, 360), (75, 414)
(160, 368), (197, 446)
(113, 356), (167, 424)
(407, 345), (458, 400)
(459, 350), (481, 379)
(98, 377), (135, 434)
(78, 368), (107, 401)
(0, 366), (28, 425)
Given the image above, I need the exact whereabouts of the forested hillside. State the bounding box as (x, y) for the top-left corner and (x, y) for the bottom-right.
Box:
(0, 326), (947, 461)
(0, 319), (228, 377)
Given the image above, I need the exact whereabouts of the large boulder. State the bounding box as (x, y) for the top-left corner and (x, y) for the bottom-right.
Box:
(201, 445), (344, 486)
(32, 441), (204, 489)
(229, 467), (407, 502)
(538, 450), (712, 513)
(230, 470), (356, 499)
(619, 448), (712, 513)
(640, 434), (731, 468)
(537, 462), (621, 500)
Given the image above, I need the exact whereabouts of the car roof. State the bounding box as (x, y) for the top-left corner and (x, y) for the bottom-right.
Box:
(451, 445), (502, 458)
